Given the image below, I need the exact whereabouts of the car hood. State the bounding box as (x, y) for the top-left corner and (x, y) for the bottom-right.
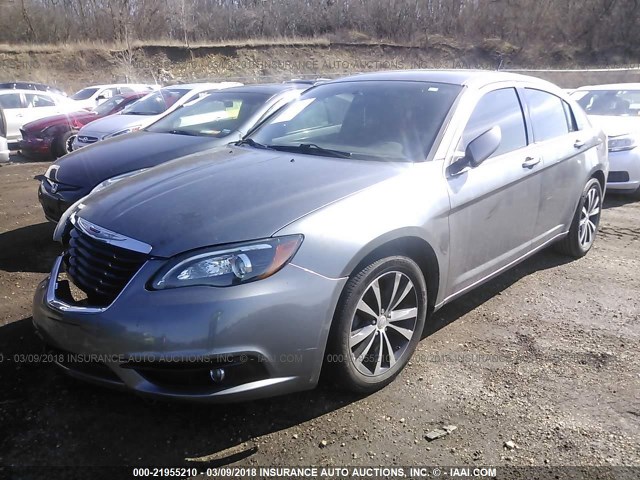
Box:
(79, 113), (160, 136)
(22, 111), (98, 132)
(588, 115), (640, 137)
(78, 147), (408, 257)
(54, 131), (226, 187)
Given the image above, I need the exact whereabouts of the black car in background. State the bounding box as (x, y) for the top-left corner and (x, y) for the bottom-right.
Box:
(0, 82), (67, 97)
(37, 83), (306, 222)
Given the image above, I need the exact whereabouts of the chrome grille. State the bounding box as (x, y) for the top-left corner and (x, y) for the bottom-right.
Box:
(64, 226), (148, 306)
(76, 135), (98, 144)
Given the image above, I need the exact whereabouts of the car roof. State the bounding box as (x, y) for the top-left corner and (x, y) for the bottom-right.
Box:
(0, 81), (50, 87)
(119, 91), (148, 99)
(0, 88), (61, 95)
(164, 82), (240, 90)
(330, 69), (553, 89)
(202, 83), (305, 95)
(575, 83), (640, 90)
(80, 84), (151, 89)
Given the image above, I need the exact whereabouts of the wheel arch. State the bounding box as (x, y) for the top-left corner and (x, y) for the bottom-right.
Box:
(590, 168), (606, 192)
(341, 233), (441, 314)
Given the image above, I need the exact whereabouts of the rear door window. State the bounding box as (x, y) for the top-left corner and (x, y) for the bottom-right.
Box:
(25, 93), (56, 108)
(525, 89), (571, 142)
(461, 88), (527, 158)
(0, 93), (24, 109)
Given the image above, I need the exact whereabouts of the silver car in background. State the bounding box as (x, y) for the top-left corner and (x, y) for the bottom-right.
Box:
(33, 71), (607, 402)
(573, 83), (640, 198)
(72, 82), (242, 150)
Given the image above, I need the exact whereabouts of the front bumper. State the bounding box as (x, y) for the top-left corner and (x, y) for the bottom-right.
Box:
(0, 136), (9, 162)
(32, 255), (346, 402)
(37, 181), (84, 223)
(606, 149), (640, 193)
(19, 136), (53, 156)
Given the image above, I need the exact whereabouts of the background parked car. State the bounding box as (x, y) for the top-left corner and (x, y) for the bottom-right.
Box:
(70, 84), (156, 110)
(38, 83), (305, 222)
(0, 89), (78, 147)
(0, 107), (8, 162)
(34, 71), (607, 402)
(71, 82), (242, 150)
(573, 83), (640, 198)
(0, 82), (67, 96)
(19, 91), (148, 159)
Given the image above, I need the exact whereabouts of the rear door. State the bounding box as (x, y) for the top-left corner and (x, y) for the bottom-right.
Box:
(446, 86), (541, 296)
(0, 92), (26, 141)
(523, 88), (591, 246)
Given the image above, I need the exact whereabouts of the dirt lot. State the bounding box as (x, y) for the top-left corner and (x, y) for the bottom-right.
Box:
(0, 157), (638, 477)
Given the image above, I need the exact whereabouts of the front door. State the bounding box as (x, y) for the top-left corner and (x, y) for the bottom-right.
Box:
(446, 87), (542, 297)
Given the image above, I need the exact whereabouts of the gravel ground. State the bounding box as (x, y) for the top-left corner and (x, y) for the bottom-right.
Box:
(0, 158), (638, 477)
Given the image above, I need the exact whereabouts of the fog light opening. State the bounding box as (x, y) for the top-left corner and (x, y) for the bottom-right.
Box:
(210, 368), (225, 383)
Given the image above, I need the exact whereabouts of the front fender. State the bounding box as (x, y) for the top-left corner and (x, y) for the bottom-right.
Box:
(276, 162), (451, 306)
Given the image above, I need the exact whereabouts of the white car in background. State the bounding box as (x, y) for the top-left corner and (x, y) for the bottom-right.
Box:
(0, 89), (78, 147)
(72, 82), (242, 150)
(70, 84), (157, 110)
(573, 83), (640, 198)
(0, 107), (9, 162)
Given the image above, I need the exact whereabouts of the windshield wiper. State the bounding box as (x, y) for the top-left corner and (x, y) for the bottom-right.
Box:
(167, 129), (200, 136)
(269, 143), (352, 159)
(235, 138), (274, 150)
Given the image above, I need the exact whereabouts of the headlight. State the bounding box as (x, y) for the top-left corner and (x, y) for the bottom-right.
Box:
(151, 235), (303, 289)
(102, 126), (141, 140)
(90, 168), (148, 194)
(608, 133), (639, 152)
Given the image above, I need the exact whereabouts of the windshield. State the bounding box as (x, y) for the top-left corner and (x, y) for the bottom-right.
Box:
(71, 87), (98, 100)
(573, 89), (640, 116)
(94, 95), (128, 115)
(246, 81), (461, 161)
(122, 88), (188, 115)
(147, 91), (271, 137)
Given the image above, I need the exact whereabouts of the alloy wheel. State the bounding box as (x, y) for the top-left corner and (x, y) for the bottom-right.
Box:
(578, 185), (601, 249)
(65, 135), (76, 153)
(349, 271), (418, 377)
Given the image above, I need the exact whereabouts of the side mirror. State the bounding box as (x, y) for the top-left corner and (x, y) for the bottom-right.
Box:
(448, 126), (502, 176)
(466, 126), (502, 167)
(96, 95), (106, 101)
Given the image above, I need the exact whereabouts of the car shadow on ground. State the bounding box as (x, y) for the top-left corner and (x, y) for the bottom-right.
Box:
(0, 222), (60, 273)
(6, 150), (51, 163)
(0, 317), (364, 469)
(0, 246), (576, 469)
(423, 248), (573, 338)
(603, 192), (638, 210)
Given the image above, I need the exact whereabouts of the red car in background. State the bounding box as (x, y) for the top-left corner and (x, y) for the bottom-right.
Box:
(19, 92), (147, 159)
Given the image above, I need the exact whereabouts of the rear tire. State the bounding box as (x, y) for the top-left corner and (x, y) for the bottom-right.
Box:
(555, 178), (602, 258)
(325, 256), (427, 394)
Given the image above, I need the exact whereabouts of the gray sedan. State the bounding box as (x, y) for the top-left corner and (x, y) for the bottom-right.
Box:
(33, 70), (608, 402)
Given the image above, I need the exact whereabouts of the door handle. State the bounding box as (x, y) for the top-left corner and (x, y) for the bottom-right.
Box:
(522, 156), (541, 169)
(574, 139), (585, 149)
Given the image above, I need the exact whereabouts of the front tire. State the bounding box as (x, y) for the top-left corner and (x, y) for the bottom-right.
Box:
(53, 131), (76, 158)
(326, 256), (427, 394)
(555, 178), (602, 258)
